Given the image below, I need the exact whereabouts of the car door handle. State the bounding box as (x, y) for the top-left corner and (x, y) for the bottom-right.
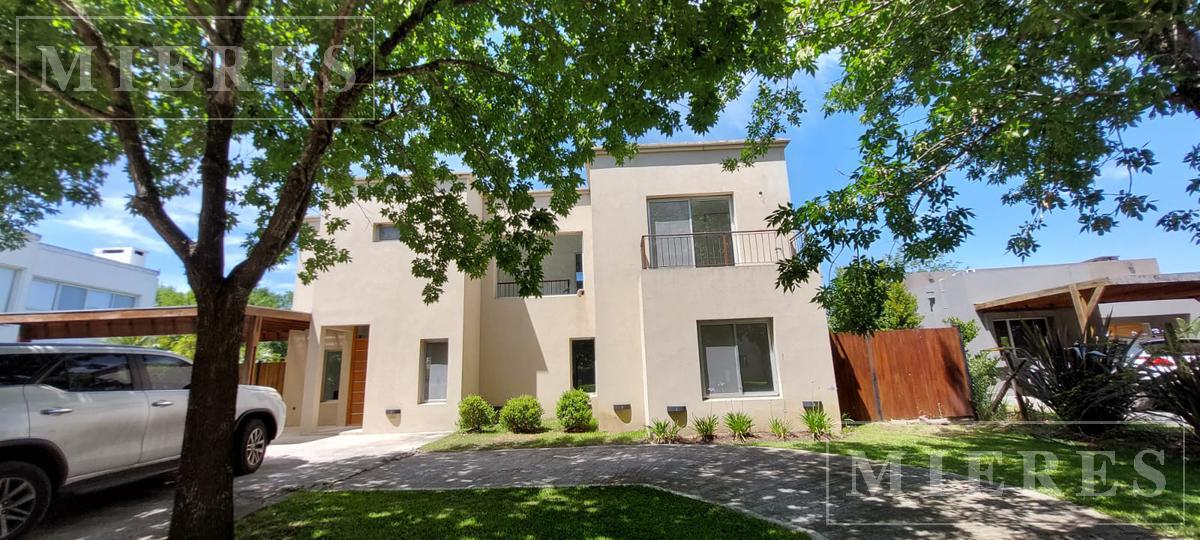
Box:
(151, 400), (174, 407)
(40, 407), (73, 416)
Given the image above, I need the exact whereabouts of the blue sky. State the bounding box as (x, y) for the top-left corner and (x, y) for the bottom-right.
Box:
(30, 59), (1199, 295)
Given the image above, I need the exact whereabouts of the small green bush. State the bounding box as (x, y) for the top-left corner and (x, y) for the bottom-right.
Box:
(691, 414), (718, 443)
(768, 417), (791, 440)
(499, 395), (544, 433)
(801, 407), (833, 440)
(555, 388), (598, 432)
(647, 418), (681, 444)
(723, 412), (754, 442)
(457, 395), (496, 432)
(967, 352), (1004, 420)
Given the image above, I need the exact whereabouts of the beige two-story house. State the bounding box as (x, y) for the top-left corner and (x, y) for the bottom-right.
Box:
(281, 140), (841, 434)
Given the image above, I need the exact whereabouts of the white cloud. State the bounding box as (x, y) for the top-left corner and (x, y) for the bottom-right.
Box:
(58, 214), (169, 253)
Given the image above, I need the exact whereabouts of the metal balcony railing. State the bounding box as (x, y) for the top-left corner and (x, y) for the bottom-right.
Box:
(640, 230), (794, 269)
(496, 279), (573, 298)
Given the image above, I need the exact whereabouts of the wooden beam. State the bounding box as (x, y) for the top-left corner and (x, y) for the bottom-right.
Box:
(242, 315), (263, 385)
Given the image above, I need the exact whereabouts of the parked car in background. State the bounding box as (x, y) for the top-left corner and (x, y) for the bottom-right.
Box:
(1126, 337), (1200, 373)
(0, 344), (285, 539)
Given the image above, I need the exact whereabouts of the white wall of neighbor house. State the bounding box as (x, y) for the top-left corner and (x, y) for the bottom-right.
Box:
(0, 234), (159, 341)
(905, 257), (1200, 352)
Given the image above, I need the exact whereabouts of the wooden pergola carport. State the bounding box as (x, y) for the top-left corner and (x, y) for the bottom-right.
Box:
(974, 272), (1200, 333)
(0, 305), (310, 385)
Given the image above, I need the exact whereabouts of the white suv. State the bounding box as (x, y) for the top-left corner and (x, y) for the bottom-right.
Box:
(0, 344), (286, 539)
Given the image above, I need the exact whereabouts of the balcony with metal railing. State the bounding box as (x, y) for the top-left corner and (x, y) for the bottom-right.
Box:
(496, 279), (575, 298)
(639, 230), (794, 269)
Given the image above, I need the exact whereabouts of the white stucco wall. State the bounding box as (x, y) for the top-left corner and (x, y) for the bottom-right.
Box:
(0, 234), (159, 341)
(905, 258), (1200, 352)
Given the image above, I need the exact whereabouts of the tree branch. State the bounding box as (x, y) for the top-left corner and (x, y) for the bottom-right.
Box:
(48, 0), (194, 262)
(0, 53), (111, 119)
(373, 58), (518, 82)
(183, 0), (227, 46)
(228, 0), (478, 289)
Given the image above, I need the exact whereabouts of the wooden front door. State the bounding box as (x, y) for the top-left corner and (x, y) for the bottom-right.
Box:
(345, 326), (369, 426)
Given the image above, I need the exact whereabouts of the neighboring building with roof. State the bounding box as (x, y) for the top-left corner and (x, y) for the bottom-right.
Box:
(0, 235), (159, 341)
(903, 256), (1200, 353)
(284, 140), (842, 434)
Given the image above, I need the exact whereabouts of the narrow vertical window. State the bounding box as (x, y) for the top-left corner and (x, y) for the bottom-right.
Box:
(571, 339), (595, 392)
(322, 350), (342, 401)
(421, 340), (448, 402)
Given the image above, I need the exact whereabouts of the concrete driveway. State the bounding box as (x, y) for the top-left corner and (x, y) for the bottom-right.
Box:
(340, 445), (1157, 539)
(29, 429), (446, 540)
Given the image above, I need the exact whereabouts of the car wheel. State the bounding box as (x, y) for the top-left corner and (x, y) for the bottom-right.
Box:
(0, 461), (51, 540)
(234, 418), (269, 476)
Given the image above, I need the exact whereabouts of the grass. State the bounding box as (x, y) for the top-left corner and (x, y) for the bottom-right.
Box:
(420, 419), (645, 452)
(236, 486), (807, 539)
(752, 422), (1198, 538)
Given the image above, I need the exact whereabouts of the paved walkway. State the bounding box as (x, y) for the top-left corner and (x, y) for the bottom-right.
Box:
(339, 445), (1156, 539)
(31, 430), (446, 540)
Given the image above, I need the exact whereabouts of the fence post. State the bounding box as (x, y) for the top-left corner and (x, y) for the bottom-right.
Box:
(865, 334), (885, 420)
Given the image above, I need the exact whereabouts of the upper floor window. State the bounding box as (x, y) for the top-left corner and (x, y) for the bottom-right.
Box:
(374, 224), (402, 242)
(26, 278), (136, 311)
(647, 196), (733, 268)
(497, 233), (583, 298)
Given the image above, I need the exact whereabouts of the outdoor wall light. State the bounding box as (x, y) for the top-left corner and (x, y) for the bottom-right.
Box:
(385, 408), (402, 415)
(612, 403), (631, 412)
(666, 405), (686, 413)
(802, 401), (823, 411)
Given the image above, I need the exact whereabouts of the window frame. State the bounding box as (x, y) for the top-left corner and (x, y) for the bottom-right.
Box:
(373, 223), (401, 242)
(418, 339), (449, 404)
(646, 195), (735, 268)
(990, 316), (1052, 350)
(27, 278), (138, 311)
(696, 318), (780, 399)
(321, 349), (343, 402)
(570, 338), (596, 394)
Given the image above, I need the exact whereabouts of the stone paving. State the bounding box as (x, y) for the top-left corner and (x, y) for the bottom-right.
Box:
(339, 444), (1157, 539)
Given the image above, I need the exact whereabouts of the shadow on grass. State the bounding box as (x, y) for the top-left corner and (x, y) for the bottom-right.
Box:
(236, 486), (807, 539)
(758, 422), (1198, 537)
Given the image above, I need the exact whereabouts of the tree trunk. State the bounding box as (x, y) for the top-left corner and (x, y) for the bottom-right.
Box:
(168, 289), (250, 540)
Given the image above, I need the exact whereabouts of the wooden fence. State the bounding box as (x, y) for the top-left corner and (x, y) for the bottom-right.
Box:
(830, 327), (974, 421)
(240, 362), (286, 393)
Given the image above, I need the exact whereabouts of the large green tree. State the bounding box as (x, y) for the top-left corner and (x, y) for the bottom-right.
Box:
(0, 1), (802, 537)
(770, 0), (1199, 296)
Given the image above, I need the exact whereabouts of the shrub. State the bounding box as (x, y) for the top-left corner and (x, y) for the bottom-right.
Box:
(768, 417), (791, 440)
(647, 418), (681, 444)
(555, 388), (598, 432)
(967, 352), (1004, 420)
(1010, 320), (1138, 432)
(499, 395), (544, 433)
(801, 407), (833, 440)
(691, 414), (718, 443)
(457, 395), (496, 432)
(723, 412), (753, 442)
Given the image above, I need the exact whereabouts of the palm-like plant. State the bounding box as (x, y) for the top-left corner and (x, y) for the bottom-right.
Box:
(1009, 319), (1138, 432)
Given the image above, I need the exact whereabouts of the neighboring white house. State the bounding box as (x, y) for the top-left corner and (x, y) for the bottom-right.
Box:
(0, 235), (159, 341)
(904, 256), (1200, 353)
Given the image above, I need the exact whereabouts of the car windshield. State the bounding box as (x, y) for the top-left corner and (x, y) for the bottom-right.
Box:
(0, 354), (57, 386)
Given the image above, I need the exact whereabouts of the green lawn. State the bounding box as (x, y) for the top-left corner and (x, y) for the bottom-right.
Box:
(236, 486), (807, 539)
(753, 422), (1198, 538)
(420, 421), (645, 452)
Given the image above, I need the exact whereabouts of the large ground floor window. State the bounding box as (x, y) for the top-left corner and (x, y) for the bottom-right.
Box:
(698, 319), (776, 397)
